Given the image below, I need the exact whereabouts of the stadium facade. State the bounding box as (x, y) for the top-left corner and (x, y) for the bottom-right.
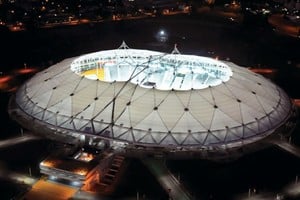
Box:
(8, 42), (298, 160)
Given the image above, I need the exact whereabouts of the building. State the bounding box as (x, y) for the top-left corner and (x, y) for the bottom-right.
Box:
(39, 149), (101, 188)
(8, 42), (298, 161)
(39, 147), (126, 192)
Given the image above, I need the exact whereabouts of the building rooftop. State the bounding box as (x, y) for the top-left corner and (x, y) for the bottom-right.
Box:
(9, 43), (296, 158)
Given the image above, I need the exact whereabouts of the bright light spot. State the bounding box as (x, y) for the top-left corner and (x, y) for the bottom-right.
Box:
(49, 175), (57, 181)
(16, 68), (38, 74)
(74, 169), (88, 176)
(0, 75), (12, 84)
(70, 181), (82, 187)
(156, 29), (168, 42)
(40, 160), (55, 167)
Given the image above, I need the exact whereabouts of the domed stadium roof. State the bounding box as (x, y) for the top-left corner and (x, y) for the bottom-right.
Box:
(12, 42), (294, 150)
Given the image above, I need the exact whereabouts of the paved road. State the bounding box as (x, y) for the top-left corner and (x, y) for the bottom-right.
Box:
(268, 14), (300, 38)
(235, 181), (300, 200)
(269, 139), (300, 159)
(235, 139), (300, 200)
(293, 99), (300, 107)
(0, 134), (41, 149)
(142, 158), (192, 200)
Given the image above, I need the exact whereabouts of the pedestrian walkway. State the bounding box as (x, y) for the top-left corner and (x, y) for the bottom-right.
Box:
(142, 158), (192, 200)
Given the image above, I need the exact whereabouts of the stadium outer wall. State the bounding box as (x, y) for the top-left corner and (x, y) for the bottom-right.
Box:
(8, 93), (298, 162)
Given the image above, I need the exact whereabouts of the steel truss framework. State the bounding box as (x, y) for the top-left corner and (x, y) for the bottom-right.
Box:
(14, 42), (294, 150)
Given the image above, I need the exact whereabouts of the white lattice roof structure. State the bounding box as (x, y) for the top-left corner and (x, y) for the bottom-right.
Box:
(11, 42), (295, 153)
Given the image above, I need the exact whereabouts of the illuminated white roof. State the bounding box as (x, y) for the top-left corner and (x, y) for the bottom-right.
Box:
(15, 43), (293, 149)
(70, 42), (232, 90)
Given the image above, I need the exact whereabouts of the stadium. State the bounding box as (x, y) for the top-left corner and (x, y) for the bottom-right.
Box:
(8, 42), (297, 160)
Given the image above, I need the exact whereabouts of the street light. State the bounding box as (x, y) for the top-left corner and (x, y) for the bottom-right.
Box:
(156, 29), (168, 42)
